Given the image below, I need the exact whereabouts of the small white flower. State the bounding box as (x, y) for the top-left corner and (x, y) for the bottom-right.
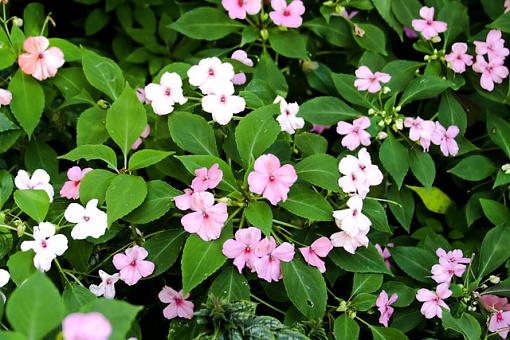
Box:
(89, 270), (120, 299)
(20, 222), (68, 272)
(64, 199), (107, 240)
(338, 148), (383, 198)
(144, 72), (187, 116)
(187, 57), (234, 95)
(202, 82), (246, 125)
(0, 269), (10, 288)
(14, 169), (54, 202)
(274, 96), (304, 134)
(333, 195), (371, 237)
(502, 163), (510, 175)
(330, 230), (369, 254)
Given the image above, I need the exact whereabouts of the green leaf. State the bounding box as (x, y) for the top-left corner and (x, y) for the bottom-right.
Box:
(295, 154), (340, 192)
(352, 273), (383, 296)
(487, 113), (510, 159)
(253, 53), (288, 97)
(330, 244), (392, 275)
(105, 174), (147, 225)
(209, 267), (250, 301)
(7, 251), (36, 286)
(62, 285), (96, 313)
(438, 92), (467, 136)
(391, 246), (436, 283)
(59, 144), (118, 171)
(399, 76), (454, 106)
(480, 199), (510, 226)
(282, 259), (327, 320)
(391, 0), (421, 27)
(80, 169), (116, 205)
(6, 273), (64, 340)
(332, 73), (374, 108)
(7, 70), (45, 136)
(382, 281), (416, 307)
(334, 314), (360, 340)
(145, 229), (187, 277)
(363, 199), (390, 233)
(304, 17), (354, 48)
(388, 185), (414, 232)
(407, 185), (453, 214)
(382, 60), (421, 93)
(23, 3), (45, 41)
(49, 38), (81, 62)
(370, 325), (409, 340)
(280, 185), (333, 222)
(82, 48), (125, 100)
(372, 0), (403, 40)
(13, 190), (49, 223)
(128, 149), (173, 170)
(438, 2), (468, 46)
(176, 155), (238, 192)
(351, 293), (377, 311)
(85, 8), (109, 35)
(488, 11), (510, 33)
(245, 201), (273, 237)
(409, 149), (436, 188)
(269, 30), (308, 59)
(379, 134), (409, 188)
(295, 132), (328, 156)
(0, 28), (16, 70)
(448, 155), (495, 181)
(442, 310), (482, 340)
(298, 96), (359, 125)
(169, 112), (218, 157)
(478, 224), (510, 278)
(24, 140), (58, 179)
(354, 23), (387, 56)
(77, 106), (109, 145)
(0, 170), (13, 209)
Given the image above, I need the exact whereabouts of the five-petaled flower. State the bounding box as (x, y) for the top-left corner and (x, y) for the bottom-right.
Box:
(62, 312), (112, 340)
(274, 96), (305, 134)
(158, 286), (194, 320)
(354, 66), (391, 93)
(222, 227), (262, 273)
(191, 163), (223, 192)
(112, 245), (155, 286)
(21, 222), (68, 272)
(445, 43), (473, 74)
(411, 6), (447, 40)
(15, 169), (54, 202)
(18, 36), (65, 81)
(144, 72), (187, 115)
(336, 116), (371, 151)
(0, 89), (12, 106)
(188, 57), (234, 95)
(376, 290), (398, 327)
(202, 82), (246, 125)
(254, 237), (295, 282)
(299, 237), (333, 273)
(222, 0), (261, 20)
(60, 166), (92, 200)
(64, 199), (108, 240)
(416, 283), (451, 319)
(89, 270), (120, 299)
(269, 0), (305, 28)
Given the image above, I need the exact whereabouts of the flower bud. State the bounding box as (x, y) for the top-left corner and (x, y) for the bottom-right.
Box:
(354, 25), (365, 37)
(368, 108), (376, 115)
(377, 119), (385, 127)
(468, 306), (476, 312)
(424, 55), (430, 61)
(382, 86), (391, 94)
(395, 118), (404, 130)
(502, 164), (510, 175)
(481, 284), (488, 289)
(301, 60), (319, 72)
(348, 310), (357, 319)
(336, 300), (347, 312)
(97, 99), (109, 109)
(16, 222), (26, 237)
(217, 197), (231, 205)
(13, 17), (23, 27)
(395, 105), (402, 112)
(431, 36), (442, 43)
(260, 29), (269, 41)
(0, 0), (8, 5)
(0, 211), (5, 224)
(377, 131), (388, 140)
(323, 0), (335, 7)
(489, 275), (501, 284)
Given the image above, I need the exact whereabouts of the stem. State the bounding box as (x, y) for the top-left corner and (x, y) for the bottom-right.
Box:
(54, 258), (72, 287)
(365, 196), (402, 208)
(87, 241), (134, 274)
(272, 219), (302, 230)
(250, 294), (285, 315)
(0, 223), (32, 237)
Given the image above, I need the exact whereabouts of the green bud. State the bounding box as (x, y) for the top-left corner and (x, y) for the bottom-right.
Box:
(260, 29), (269, 41)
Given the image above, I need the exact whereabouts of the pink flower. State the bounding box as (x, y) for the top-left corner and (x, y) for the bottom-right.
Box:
(506, 0), (510, 13)
(180, 191), (228, 241)
(60, 166), (92, 200)
(445, 43), (473, 74)
(403, 27), (418, 39)
(340, 8), (358, 20)
(222, 227), (262, 272)
(112, 245), (155, 286)
(89, 270), (120, 299)
(62, 312), (112, 340)
(18, 36), (65, 81)
(247, 154), (298, 205)
(299, 237), (333, 273)
(253, 237), (295, 282)
(222, 0), (261, 20)
(474, 30), (510, 61)
(480, 295), (510, 313)
(136, 88), (150, 104)
(411, 6), (447, 40)
(404, 117), (435, 151)
(311, 124), (331, 134)
(431, 248), (471, 283)
(131, 124), (151, 150)
(375, 243), (393, 269)
(144, 72), (187, 116)
(330, 230), (369, 254)
(158, 286), (194, 320)
(416, 283), (451, 319)
(376, 290), (398, 327)
(336, 116), (371, 151)
(436, 248), (471, 266)
(431, 122), (459, 157)
(231, 50), (254, 85)
(489, 311), (510, 339)
(472, 55), (509, 92)
(174, 188), (194, 211)
(269, 0), (305, 28)
(191, 163), (223, 192)
(0, 89), (12, 106)
(354, 66), (391, 93)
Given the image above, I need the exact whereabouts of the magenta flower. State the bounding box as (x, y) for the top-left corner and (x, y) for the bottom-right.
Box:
(231, 50), (254, 85)
(403, 27), (418, 39)
(180, 191), (228, 241)
(480, 295), (510, 313)
(222, 227), (262, 273)
(222, 0), (261, 20)
(431, 122), (459, 157)
(158, 286), (194, 320)
(299, 237), (333, 273)
(60, 166), (92, 200)
(269, 0), (305, 28)
(472, 55), (509, 92)
(489, 311), (510, 339)
(376, 290), (398, 327)
(311, 124), (331, 134)
(247, 153), (298, 206)
(375, 243), (393, 269)
(131, 124), (151, 150)
(0, 89), (12, 106)
(411, 6), (447, 40)
(354, 66), (391, 93)
(336, 116), (371, 151)
(416, 283), (451, 319)
(444, 43), (473, 74)
(253, 237), (295, 282)
(191, 163), (223, 192)
(112, 245), (155, 286)
(174, 188), (194, 211)
(404, 117), (435, 152)
(474, 29), (510, 61)
(62, 312), (112, 340)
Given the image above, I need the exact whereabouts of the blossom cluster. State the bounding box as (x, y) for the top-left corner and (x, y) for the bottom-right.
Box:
(222, 0), (305, 28)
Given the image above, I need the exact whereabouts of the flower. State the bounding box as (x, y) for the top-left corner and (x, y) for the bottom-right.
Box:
(187, 57), (234, 95)
(247, 153), (298, 205)
(336, 116), (371, 151)
(489, 311), (510, 339)
(231, 50), (254, 85)
(18, 36), (64, 81)
(506, 0), (510, 13)
(480, 295), (510, 313)
(431, 122), (459, 157)
(375, 243), (393, 269)
(144, 72), (187, 116)
(180, 191), (228, 241)
(0, 89), (12, 106)
(333, 195), (371, 237)
(20, 222), (68, 272)
(404, 117), (436, 152)
(191, 163), (223, 192)
(89, 270), (120, 299)
(274, 96), (305, 134)
(472, 55), (509, 92)
(444, 43), (473, 74)
(311, 124), (331, 134)
(354, 24), (365, 37)
(222, 0), (261, 20)
(174, 189), (194, 211)
(14, 169), (54, 202)
(202, 82), (246, 125)
(411, 6), (447, 40)
(376, 290), (398, 327)
(135, 88), (150, 104)
(474, 29), (509, 61)
(62, 312), (112, 340)
(60, 166), (92, 200)
(403, 27), (418, 39)
(254, 237), (295, 282)
(112, 245), (155, 286)
(269, 0), (305, 28)
(64, 199), (108, 240)
(340, 8), (358, 20)
(131, 124), (151, 150)
(0, 269), (9, 288)
(222, 227), (262, 273)
(436, 248), (471, 266)
(416, 283), (452, 319)
(338, 148), (383, 198)
(330, 230), (369, 254)
(431, 248), (471, 283)
(354, 66), (391, 93)
(299, 237), (333, 273)
(158, 286), (194, 320)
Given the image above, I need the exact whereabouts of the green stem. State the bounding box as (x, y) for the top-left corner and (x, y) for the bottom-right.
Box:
(272, 219), (302, 230)
(54, 258), (72, 287)
(250, 294), (285, 315)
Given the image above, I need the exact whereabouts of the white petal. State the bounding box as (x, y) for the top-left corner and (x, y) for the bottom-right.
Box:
(21, 240), (36, 252)
(30, 169), (51, 186)
(70, 222), (90, 240)
(35, 222), (56, 239)
(47, 234), (68, 256)
(33, 252), (53, 272)
(14, 170), (31, 190)
(64, 203), (86, 223)
(160, 72), (182, 88)
(0, 269), (10, 287)
(89, 283), (105, 297)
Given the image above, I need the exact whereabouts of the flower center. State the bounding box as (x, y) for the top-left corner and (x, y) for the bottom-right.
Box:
(41, 240), (48, 248)
(130, 260), (137, 267)
(220, 95), (227, 103)
(165, 88), (171, 96)
(83, 216), (90, 222)
(283, 10), (291, 16)
(269, 175), (275, 182)
(244, 247), (251, 254)
(175, 297), (183, 306)
(426, 20), (433, 25)
(497, 312), (504, 321)
(202, 212), (209, 219)
(106, 278), (112, 284)
(208, 68), (215, 76)
(38, 53), (44, 59)
(237, 0), (244, 6)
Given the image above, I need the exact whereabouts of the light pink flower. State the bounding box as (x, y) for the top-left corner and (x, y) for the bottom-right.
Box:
(202, 82), (246, 125)
(158, 286), (194, 320)
(231, 50), (254, 85)
(404, 117), (435, 151)
(404, 27), (418, 39)
(489, 311), (510, 339)
(506, 0), (510, 12)
(299, 237), (333, 273)
(472, 55), (509, 92)
(89, 270), (119, 299)
(247, 153), (298, 205)
(474, 30), (510, 61)
(431, 122), (459, 157)
(332, 195), (371, 237)
(336, 116), (371, 151)
(338, 148), (383, 198)
(187, 57), (234, 95)
(191, 163), (223, 192)
(375, 243), (393, 269)
(254, 237), (295, 282)
(269, 0), (305, 28)
(62, 312), (112, 340)
(222, 227), (262, 272)
(354, 66), (391, 93)
(445, 43), (473, 74)
(354, 24), (365, 37)
(112, 245), (155, 286)
(340, 8), (358, 20)
(222, 0), (261, 20)
(136, 88), (150, 104)
(436, 248), (471, 266)
(480, 295), (510, 313)
(144, 72), (187, 115)
(411, 6), (447, 40)
(431, 262), (467, 284)
(274, 96), (305, 134)
(0, 89), (12, 106)
(174, 188), (194, 211)
(180, 191), (228, 241)
(131, 124), (151, 150)
(416, 283), (451, 319)
(15, 169), (54, 202)
(376, 290), (398, 327)
(18, 36), (64, 81)
(311, 124), (331, 134)
(330, 230), (369, 254)
(60, 166), (92, 200)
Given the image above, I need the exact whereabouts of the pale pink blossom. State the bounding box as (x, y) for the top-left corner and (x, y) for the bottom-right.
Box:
(144, 72), (187, 115)
(62, 312), (111, 340)
(15, 169), (54, 202)
(474, 30), (510, 61)
(311, 124), (331, 134)
(231, 50), (254, 85)
(480, 295), (510, 313)
(254, 237), (295, 282)
(338, 148), (383, 198)
(340, 8), (358, 20)
(135, 88), (150, 104)
(0, 89), (12, 106)
(202, 82), (246, 125)
(336, 116), (371, 151)
(158, 286), (194, 320)
(247, 153), (298, 205)
(131, 124), (151, 150)
(445, 43), (473, 74)
(187, 57), (234, 95)
(404, 27), (418, 39)
(489, 311), (510, 339)
(416, 283), (451, 319)
(354, 66), (391, 93)
(222, 227), (262, 273)
(375, 243), (393, 269)
(330, 230), (369, 254)
(60, 166), (92, 200)
(89, 270), (119, 299)
(274, 96), (304, 134)
(174, 188), (194, 211)
(376, 290), (398, 327)
(269, 0), (305, 28)
(222, 0), (261, 20)
(332, 195), (371, 237)
(18, 36), (64, 81)
(436, 248), (471, 266)
(404, 117), (436, 151)
(431, 262), (467, 284)
(411, 6), (447, 40)
(180, 191), (228, 241)
(191, 163), (223, 192)
(431, 122), (459, 157)
(354, 24), (365, 37)
(299, 237), (333, 273)
(506, 0), (510, 13)
(472, 55), (509, 92)
(112, 245), (155, 286)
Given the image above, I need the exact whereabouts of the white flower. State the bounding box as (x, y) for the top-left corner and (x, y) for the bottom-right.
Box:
(274, 96), (304, 134)
(64, 199), (107, 240)
(333, 195), (371, 237)
(187, 57), (234, 95)
(202, 82), (246, 125)
(502, 163), (510, 175)
(144, 72), (187, 116)
(338, 148), (383, 198)
(20, 222), (68, 272)
(330, 230), (369, 254)
(0, 269), (9, 288)
(14, 169), (54, 202)
(89, 270), (120, 299)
